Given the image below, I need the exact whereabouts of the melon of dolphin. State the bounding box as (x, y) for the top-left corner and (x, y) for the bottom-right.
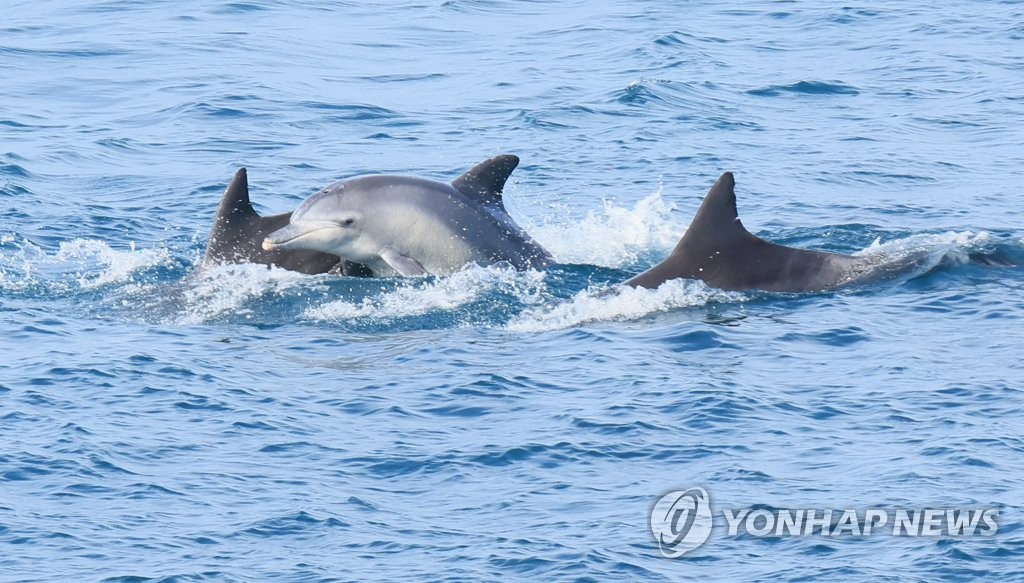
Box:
(262, 155), (552, 277)
(625, 172), (926, 292)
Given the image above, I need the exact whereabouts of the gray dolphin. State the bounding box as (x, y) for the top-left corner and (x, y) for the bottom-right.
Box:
(625, 172), (921, 292)
(262, 155), (552, 277)
(203, 168), (371, 275)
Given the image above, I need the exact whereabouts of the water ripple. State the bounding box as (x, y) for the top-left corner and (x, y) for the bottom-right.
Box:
(747, 81), (861, 97)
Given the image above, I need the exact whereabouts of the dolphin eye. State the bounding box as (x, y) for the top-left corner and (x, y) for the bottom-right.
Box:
(339, 218), (355, 227)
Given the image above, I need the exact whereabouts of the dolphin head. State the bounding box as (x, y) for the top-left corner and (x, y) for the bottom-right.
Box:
(262, 184), (363, 255)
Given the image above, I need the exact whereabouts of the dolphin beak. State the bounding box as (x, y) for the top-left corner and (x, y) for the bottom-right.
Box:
(263, 222), (337, 251)
(263, 223), (308, 251)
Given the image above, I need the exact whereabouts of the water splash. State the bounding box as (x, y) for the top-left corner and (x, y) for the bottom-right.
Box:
(507, 279), (742, 332)
(1, 226), (1016, 329)
(526, 185), (684, 268)
(54, 239), (173, 289)
(0, 237), (172, 293)
(304, 265), (547, 324)
(176, 263), (320, 325)
(858, 230), (991, 261)
(852, 230), (999, 282)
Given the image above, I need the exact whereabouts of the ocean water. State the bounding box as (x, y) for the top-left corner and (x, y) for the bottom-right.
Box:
(2, 1), (1024, 581)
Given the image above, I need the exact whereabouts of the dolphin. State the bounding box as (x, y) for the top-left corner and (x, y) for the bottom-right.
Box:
(203, 168), (370, 276)
(624, 172), (923, 292)
(261, 155), (552, 277)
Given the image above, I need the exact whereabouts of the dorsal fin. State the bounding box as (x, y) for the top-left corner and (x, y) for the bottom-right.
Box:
(677, 171), (752, 248)
(626, 172), (863, 291)
(451, 154), (519, 208)
(214, 167), (256, 220)
(204, 168), (257, 265)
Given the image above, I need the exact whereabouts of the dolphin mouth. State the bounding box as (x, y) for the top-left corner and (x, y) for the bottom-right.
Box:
(262, 223), (336, 251)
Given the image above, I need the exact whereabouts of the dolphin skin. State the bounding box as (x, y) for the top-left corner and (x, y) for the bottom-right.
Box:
(625, 172), (900, 292)
(203, 168), (372, 275)
(262, 155), (552, 277)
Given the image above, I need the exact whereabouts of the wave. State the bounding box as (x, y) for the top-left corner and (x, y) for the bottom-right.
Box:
(1, 220), (1018, 330)
(747, 81), (861, 97)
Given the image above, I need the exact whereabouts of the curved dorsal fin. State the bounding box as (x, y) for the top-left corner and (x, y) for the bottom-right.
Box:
(451, 154), (519, 208)
(624, 172), (758, 289)
(204, 167), (257, 265)
(214, 167), (256, 219)
(677, 171), (752, 248)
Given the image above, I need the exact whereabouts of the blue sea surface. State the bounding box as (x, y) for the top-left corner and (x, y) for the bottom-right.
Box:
(2, 1), (1024, 581)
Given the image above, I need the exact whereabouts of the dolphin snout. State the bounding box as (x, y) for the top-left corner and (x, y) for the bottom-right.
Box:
(263, 223), (308, 251)
(263, 222), (337, 252)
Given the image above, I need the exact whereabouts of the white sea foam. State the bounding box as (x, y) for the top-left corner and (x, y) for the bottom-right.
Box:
(177, 263), (317, 324)
(0, 237), (171, 292)
(506, 278), (741, 333)
(524, 186), (685, 268)
(304, 264), (546, 323)
(853, 230), (994, 278)
(858, 230), (990, 258)
(0, 236), (44, 292)
(54, 239), (173, 289)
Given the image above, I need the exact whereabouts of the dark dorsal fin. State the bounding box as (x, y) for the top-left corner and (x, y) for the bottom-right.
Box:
(451, 154), (519, 208)
(676, 171), (753, 249)
(626, 171), (860, 292)
(214, 167), (256, 220)
(622, 172), (753, 289)
(204, 167), (257, 265)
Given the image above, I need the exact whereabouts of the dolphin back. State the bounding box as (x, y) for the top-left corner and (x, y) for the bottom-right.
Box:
(450, 154), (552, 269)
(625, 173), (856, 292)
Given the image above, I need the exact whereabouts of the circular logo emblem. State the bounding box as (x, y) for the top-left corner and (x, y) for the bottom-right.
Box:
(650, 487), (713, 558)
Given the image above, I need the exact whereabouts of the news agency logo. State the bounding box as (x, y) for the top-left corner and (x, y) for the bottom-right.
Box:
(651, 488), (998, 558)
(649, 487), (713, 558)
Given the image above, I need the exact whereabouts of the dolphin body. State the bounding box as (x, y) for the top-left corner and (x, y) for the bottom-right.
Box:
(262, 155), (552, 277)
(203, 168), (371, 275)
(625, 172), (918, 292)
